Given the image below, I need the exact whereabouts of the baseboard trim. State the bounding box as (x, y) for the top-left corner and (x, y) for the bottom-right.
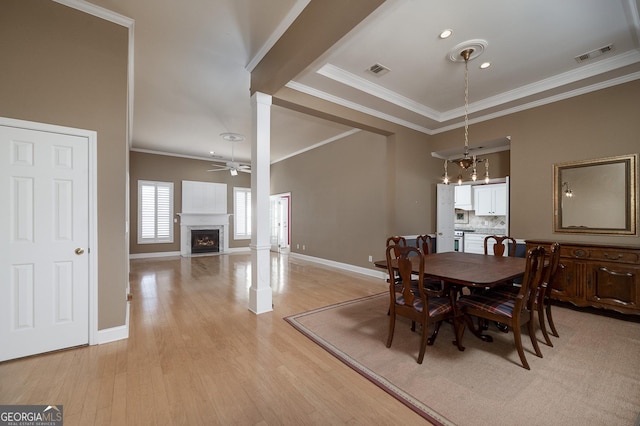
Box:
(129, 251), (181, 259)
(289, 253), (387, 280)
(129, 247), (251, 260)
(96, 323), (129, 344)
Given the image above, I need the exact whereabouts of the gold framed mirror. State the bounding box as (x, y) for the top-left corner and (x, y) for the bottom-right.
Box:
(554, 154), (637, 235)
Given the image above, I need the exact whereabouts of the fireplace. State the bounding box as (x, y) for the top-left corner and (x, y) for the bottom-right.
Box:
(178, 213), (229, 257)
(190, 229), (220, 254)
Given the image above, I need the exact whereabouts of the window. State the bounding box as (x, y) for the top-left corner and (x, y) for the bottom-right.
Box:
(138, 180), (173, 244)
(234, 187), (251, 239)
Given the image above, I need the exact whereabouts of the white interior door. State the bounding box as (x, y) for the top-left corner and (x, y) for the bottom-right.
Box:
(436, 184), (455, 252)
(0, 124), (90, 361)
(270, 193), (290, 252)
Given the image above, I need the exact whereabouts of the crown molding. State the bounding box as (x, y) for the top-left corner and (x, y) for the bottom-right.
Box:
(285, 81), (433, 134)
(246, 0), (311, 72)
(317, 63), (442, 120)
(441, 49), (640, 121)
(271, 129), (361, 164)
(433, 70), (640, 135)
(53, 0), (133, 27)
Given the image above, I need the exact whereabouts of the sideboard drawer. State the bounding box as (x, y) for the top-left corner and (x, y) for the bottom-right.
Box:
(587, 249), (639, 264)
(560, 246), (639, 264)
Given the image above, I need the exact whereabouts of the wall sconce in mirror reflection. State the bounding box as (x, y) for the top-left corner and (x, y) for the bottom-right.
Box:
(554, 153), (637, 235)
(562, 182), (573, 197)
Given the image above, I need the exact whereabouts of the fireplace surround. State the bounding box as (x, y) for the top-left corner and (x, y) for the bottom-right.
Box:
(178, 213), (230, 256)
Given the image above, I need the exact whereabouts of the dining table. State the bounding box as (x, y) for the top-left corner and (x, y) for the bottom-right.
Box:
(374, 251), (527, 351)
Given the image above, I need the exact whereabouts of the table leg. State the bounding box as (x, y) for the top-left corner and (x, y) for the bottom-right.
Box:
(449, 284), (465, 351)
(463, 314), (495, 342)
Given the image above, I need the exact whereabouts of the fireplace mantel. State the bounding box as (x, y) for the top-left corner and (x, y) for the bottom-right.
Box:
(178, 212), (230, 256)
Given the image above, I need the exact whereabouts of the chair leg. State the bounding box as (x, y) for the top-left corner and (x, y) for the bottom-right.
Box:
(453, 316), (466, 351)
(386, 313), (396, 348)
(528, 318), (543, 358)
(512, 325), (530, 370)
(538, 304), (553, 347)
(546, 303), (559, 337)
(427, 320), (443, 345)
(417, 322), (429, 364)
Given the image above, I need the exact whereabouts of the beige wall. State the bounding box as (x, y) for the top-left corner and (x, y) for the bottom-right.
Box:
(271, 130), (390, 267)
(430, 80), (640, 246)
(1, 1), (129, 329)
(128, 77), (640, 272)
(129, 151), (251, 254)
(269, 81), (639, 269)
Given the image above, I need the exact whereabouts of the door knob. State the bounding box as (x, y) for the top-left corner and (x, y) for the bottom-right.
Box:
(75, 248), (85, 255)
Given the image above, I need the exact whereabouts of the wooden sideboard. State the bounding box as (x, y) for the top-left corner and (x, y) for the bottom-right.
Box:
(525, 240), (640, 315)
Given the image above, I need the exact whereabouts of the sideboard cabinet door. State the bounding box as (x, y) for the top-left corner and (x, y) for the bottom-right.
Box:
(586, 264), (640, 311)
(550, 261), (579, 301)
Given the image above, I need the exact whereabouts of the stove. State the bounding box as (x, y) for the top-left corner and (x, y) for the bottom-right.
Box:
(454, 230), (464, 252)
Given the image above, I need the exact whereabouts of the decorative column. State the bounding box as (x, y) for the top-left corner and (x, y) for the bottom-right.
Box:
(249, 92), (273, 314)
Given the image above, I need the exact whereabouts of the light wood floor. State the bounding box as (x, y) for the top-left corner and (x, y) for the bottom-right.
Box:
(0, 253), (430, 425)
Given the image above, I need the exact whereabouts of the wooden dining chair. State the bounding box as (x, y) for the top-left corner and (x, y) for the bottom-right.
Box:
(477, 235), (518, 332)
(483, 235), (518, 294)
(415, 234), (434, 255)
(484, 235), (517, 257)
(385, 236), (410, 316)
(455, 246), (546, 370)
(386, 235), (407, 251)
(535, 243), (562, 346)
(385, 244), (453, 364)
(488, 243), (562, 347)
(415, 234), (446, 292)
(385, 236), (407, 284)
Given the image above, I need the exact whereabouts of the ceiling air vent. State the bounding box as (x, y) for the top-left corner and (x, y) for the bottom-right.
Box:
(575, 44), (615, 63)
(367, 63), (390, 76)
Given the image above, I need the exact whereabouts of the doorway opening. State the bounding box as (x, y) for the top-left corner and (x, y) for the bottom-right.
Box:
(270, 193), (291, 253)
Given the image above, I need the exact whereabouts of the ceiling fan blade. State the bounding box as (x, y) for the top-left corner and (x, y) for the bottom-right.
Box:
(206, 167), (228, 172)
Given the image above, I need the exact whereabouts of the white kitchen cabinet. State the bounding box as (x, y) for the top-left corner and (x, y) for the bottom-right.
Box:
(464, 233), (488, 254)
(474, 183), (507, 216)
(454, 185), (473, 210)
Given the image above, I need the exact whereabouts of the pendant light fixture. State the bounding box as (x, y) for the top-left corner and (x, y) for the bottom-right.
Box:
(443, 43), (490, 185)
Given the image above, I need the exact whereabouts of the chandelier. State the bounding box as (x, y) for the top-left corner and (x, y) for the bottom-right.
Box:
(443, 48), (489, 185)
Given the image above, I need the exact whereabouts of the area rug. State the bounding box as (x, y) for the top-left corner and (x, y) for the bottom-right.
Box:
(285, 293), (640, 426)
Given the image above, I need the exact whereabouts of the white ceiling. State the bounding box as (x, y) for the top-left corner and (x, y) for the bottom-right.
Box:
(85, 0), (640, 164)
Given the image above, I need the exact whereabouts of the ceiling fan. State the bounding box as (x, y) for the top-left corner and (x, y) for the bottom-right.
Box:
(207, 133), (251, 176)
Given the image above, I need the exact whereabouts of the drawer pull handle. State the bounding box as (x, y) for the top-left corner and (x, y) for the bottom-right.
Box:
(599, 267), (632, 278)
(603, 253), (623, 260)
(574, 249), (585, 257)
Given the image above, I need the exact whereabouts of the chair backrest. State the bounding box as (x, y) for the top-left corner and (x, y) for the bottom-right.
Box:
(539, 242), (561, 301)
(515, 246), (546, 311)
(415, 234), (434, 255)
(484, 235), (517, 257)
(385, 244), (425, 306)
(386, 236), (407, 258)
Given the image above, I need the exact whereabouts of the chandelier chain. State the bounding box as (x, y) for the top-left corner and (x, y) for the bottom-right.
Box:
(464, 56), (469, 152)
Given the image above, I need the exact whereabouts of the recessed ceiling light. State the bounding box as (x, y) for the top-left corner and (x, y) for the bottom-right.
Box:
(439, 29), (453, 39)
(480, 62), (491, 69)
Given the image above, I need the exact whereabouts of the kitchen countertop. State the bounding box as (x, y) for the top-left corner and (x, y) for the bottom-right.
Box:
(455, 228), (507, 235)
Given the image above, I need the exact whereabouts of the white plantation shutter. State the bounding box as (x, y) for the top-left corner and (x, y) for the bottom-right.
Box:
(138, 180), (174, 243)
(234, 187), (251, 239)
